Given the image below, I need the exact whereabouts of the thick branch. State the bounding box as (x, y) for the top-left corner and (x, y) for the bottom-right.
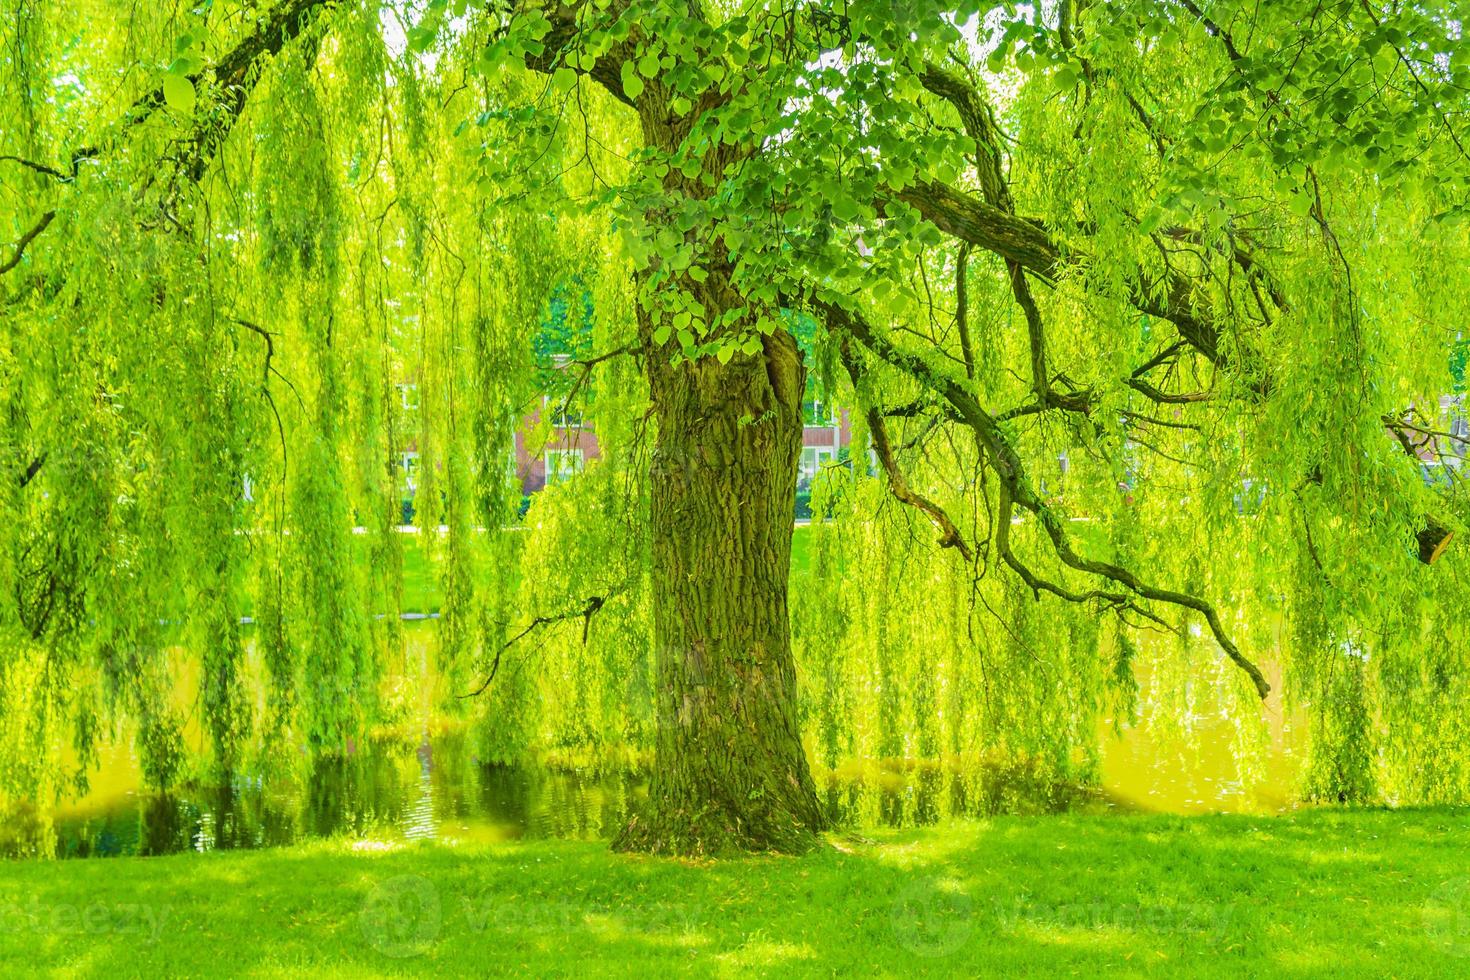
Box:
(126, 0), (334, 126)
(919, 63), (1012, 210)
(892, 179), (1225, 364)
(811, 294), (1270, 699)
(100, 0), (336, 182)
(0, 156), (76, 183)
(522, 2), (638, 108)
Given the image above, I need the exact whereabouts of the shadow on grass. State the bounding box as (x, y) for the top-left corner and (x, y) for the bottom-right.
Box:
(1, 809), (1467, 976)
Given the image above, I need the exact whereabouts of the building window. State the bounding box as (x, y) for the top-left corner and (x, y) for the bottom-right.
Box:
(400, 451), (420, 493)
(803, 398), (836, 426)
(545, 448), (584, 485)
(798, 446), (835, 491)
(397, 383), (420, 411)
(541, 392), (584, 429)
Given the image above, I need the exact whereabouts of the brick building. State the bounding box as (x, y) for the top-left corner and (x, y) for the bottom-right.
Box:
(511, 397), (602, 494)
(396, 381), (855, 507)
(510, 395), (853, 496)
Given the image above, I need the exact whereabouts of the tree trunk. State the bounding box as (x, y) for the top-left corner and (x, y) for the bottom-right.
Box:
(600, 64), (824, 855)
(613, 314), (826, 855)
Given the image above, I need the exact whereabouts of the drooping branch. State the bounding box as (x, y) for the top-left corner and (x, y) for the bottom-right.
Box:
(810, 294), (1271, 699)
(992, 478), (1174, 633)
(459, 591), (618, 699)
(838, 302), (1182, 637)
(232, 317), (295, 499)
(837, 339), (973, 561)
(1056, 0), (1172, 158)
(1383, 412), (1468, 459)
(840, 310), (1177, 632)
(0, 211), (55, 275)
(17, 453), (46, 489)
(954, 242), (976, 381)
(558, 343), (635, 421)
(1175, 0), (1246, 64)
(0, 157), (72, 183)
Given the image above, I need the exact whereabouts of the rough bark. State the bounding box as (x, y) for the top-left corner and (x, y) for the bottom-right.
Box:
(609, 55), (825, 854)
(613, 314), (825, 855)
(892, 179), (1222, 363)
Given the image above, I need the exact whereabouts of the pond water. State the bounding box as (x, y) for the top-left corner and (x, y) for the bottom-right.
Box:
(36, 735), (644, 860)
(3, 709), (1301, 860)
(4, 733), (1088, 860)
(2, 618), (1305, 860)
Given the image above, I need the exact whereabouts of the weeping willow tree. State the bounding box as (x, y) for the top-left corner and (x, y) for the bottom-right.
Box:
(2, 0), (1469, 855)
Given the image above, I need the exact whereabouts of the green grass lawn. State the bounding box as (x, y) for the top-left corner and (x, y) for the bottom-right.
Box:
(386, 526), (815, 615)
(3, 809), (1467, 977)
(241, 525), (813, 619)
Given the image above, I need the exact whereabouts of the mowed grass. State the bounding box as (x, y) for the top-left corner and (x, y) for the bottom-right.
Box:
(2, 809), (1467, 977)
(241, 525), (813, 618)
(394, 526), (814, 612)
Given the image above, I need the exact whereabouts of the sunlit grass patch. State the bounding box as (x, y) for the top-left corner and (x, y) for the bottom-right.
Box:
(2, 808), (1466, 976)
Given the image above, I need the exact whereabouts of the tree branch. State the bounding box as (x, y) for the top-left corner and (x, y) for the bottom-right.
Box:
(0, 211), (56, 275)
(810, 294), (1270, 699)
(459, 590), (618, 699)
(838, 339), (974, 561)
(17, 453), (46, 489)
(0, 157), (69, 182)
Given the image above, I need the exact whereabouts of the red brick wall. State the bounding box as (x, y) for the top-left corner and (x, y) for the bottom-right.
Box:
(514, 401), (602, 494)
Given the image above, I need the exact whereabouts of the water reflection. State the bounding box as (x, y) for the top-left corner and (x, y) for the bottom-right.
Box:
(820, 759), (1107, 831)
(3, 733), (644, 859)
(4, 733), (1131, 859)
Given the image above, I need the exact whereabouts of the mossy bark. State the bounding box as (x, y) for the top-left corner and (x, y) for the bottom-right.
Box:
(613, 310), (825, 856)
(608, 65), (825, 856)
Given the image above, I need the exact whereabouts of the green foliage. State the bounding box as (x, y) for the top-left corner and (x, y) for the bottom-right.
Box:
(3, 0), (1470, 819)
